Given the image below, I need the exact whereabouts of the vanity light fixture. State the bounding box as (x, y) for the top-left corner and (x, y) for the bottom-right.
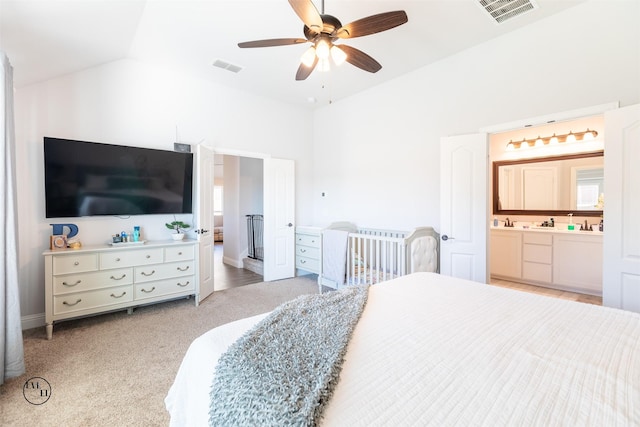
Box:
(505, 128), (598, 150)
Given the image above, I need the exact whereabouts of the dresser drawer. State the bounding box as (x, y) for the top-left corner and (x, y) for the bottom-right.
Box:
(53, 285), (133, 315)
(53, 254), (98, 275)
(53, 268), (133, 295)
(296, 255), (320, 273)
(296, 245), (320, 259)
(100, 248), (163, 269)
(165, 245), (195, 262)
(134, 261), (194, 283)
(296, 233), (321, 248)
(134, 276), (195, 300)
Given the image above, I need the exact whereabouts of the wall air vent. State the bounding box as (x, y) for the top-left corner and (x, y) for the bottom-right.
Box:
(213, 59), (243, 73)
(477, 0), (538, 24)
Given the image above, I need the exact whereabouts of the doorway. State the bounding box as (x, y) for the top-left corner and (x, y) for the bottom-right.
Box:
(212, 154), (264, 291)
(485, 109), (607, 298)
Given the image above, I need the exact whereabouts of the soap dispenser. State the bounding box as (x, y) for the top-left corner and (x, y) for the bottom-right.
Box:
(567, 213), (574, 230)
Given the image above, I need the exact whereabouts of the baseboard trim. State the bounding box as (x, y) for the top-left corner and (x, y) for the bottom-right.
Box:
(223, 256), (243, 268)
(22, 312), (45, 331)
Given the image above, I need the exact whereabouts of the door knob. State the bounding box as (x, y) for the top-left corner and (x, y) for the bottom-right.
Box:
(442, 235), (455, 241)
(287, 223), (293, 227)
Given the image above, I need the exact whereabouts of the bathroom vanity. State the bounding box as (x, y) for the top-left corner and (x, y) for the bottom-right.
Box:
(490, 226), (603, 296)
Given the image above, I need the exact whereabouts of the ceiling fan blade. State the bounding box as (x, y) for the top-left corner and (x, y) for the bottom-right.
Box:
(336, 45), (382, 73)
(334, 11), (408, 39)
(296, 56), (319, 80)
(288, 0), (323, 34)
(238, 38), (308, 48)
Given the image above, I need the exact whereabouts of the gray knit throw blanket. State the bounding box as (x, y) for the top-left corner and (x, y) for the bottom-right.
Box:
(209, 285), (369, 427)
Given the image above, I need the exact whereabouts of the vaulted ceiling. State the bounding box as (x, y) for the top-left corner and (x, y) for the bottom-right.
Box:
(0, 0), (585, 108)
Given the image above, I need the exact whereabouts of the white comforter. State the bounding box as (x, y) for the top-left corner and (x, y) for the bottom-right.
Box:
(165, 272), (640, 426)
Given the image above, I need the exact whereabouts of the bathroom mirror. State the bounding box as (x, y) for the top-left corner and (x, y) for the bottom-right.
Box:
(493, 151), (604, 217)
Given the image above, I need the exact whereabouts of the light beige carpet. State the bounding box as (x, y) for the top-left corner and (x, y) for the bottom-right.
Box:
(0, 276), (319, 426)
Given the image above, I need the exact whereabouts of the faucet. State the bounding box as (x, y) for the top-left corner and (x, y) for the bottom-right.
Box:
(504, 218), (515, 227)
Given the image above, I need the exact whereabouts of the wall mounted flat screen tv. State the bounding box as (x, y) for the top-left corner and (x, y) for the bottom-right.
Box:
(44, 137), (193, 218)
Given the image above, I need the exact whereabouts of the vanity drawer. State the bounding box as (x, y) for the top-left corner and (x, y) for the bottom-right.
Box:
(165, 245), (195, 262)
(523, 244), (552, 264)
(100, 248), (163, 269)
(523, 233), (552, 245)
(134, 276), (195, 300)
(53, 285), (133, 315)
(522, 262), (552, 283)
(134, 261), (194, 283)
(53, 254), (98, 275)
(53, 268), (133, 294)
(296, 233), (321, 248)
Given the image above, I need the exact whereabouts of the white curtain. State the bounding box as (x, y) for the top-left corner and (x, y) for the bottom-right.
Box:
(1, 51), (24, 384)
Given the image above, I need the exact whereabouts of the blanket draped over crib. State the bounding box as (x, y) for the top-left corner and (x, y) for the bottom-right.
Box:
(208, 285), (369, 427)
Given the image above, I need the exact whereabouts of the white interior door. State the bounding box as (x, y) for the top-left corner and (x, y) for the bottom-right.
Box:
(263, 158), (295, 281)
(196, 144), (214, 302)
(440, 133), (488, 283)
(603, 103), (640, 312)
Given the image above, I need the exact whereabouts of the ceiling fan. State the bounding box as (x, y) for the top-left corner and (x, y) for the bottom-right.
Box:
(238, 0), (408, 80)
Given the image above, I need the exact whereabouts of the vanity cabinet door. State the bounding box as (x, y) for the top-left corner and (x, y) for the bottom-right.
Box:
(490, 230), (522, 279)
(553, 234), (603, 294)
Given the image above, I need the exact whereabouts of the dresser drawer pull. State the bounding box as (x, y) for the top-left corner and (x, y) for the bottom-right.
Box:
(141, 287), (156, 293)
(74, 261), (79, 266)
(177, 281), (190, 287)
(178, 251), (183, 255)
(300, 248), (307, 253)
(177, 266), (190, 272)
(140, 270), (155, 276)
(63, 299), (82, 306)
(300, 259), (307, 264)
(115, 258), (121, 262)
(110, 274), (126, 280)
(110, 292), (127, 299)
(146, 255), (151, 259)
(62, 280), (82, 287)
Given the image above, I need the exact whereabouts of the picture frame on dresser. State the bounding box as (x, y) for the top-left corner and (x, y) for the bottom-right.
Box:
(50, 234), (67, 250)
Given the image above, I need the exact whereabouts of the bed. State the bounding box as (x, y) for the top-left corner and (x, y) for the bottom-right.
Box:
(165, 272), (640, 426)
(319, 222), (439, 290)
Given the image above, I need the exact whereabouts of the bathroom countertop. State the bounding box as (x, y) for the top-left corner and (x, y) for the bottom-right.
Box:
(490, 225), (603, 235)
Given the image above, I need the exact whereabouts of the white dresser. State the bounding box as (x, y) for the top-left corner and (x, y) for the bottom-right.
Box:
(44, 240), (198, 339)
(295, 226), (322, 275)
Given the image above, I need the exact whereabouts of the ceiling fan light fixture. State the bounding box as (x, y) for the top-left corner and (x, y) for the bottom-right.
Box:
(301, 46), (316, 67)
(330, 45), (347, 65)
(315, 39), (331, 60)
(318, 58), (331, 72)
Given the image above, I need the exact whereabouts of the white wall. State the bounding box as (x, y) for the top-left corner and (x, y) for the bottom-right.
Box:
(14, 59), (313, 321)
(311, 0), (640, 231)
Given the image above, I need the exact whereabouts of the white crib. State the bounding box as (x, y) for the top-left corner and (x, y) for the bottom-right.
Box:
(319, 222), (440, 290)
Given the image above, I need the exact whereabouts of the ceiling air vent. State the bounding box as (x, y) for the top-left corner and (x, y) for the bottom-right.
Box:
(213, 59), (243, 73)
(477, 0), (538, 24)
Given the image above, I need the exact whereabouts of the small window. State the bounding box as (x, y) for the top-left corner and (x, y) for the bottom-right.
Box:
(575, 168), (603, 210)
(214, 186), (223, 216)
